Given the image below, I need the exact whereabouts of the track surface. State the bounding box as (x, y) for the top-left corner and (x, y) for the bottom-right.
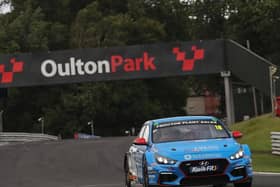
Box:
(0, 137), (279, 187)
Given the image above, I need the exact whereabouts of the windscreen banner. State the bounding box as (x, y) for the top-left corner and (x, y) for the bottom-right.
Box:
(0, 40), (224, 88)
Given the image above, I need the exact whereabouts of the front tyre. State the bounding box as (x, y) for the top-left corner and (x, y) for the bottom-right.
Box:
(125, 170), (132, 187)
(142, 157), (150, 187)
(234, 178), (252, 187)
(213, 184), (226, 187)
(124, 158), (132, 187)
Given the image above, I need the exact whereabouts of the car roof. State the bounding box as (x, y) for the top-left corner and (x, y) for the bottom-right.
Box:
(149, 116), (216, 125)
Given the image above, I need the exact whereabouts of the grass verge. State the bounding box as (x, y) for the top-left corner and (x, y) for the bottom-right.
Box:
(231, 114), (280, 172)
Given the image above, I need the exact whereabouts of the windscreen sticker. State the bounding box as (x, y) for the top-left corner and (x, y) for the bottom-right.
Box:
(154, 120), (217, 129)
(212, 117), (218, 122)
(215, 125), (223, 130)
(153, 122), (159, 126)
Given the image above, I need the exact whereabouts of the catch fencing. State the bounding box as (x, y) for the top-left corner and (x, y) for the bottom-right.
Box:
(0, 132), (58, 143)
(271, 132), (280, 156)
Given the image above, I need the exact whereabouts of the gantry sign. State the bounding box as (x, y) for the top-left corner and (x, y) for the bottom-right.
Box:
(0, 39), (276, 125)
(0, 40), (225, 87)
(0, 39), (272, 95)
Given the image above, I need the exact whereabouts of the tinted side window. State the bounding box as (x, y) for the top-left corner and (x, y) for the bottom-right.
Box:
(143, 125), (150, 142)
(138, 125), (146, 138)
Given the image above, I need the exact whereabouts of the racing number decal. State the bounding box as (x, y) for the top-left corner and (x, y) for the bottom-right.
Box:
(215, 125), (223, 130)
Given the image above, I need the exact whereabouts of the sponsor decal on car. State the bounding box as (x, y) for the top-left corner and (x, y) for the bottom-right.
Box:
(184, 154), (192, 160)
(192, 145), (220, 152)
(154, 120), (218, 129)
(190, 165), (218, 173)
(191, 153), (224, 159)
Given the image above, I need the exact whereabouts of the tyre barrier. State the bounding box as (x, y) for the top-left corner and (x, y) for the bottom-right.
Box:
(0, 132), (58, 143)
(271, 132), (280, 156)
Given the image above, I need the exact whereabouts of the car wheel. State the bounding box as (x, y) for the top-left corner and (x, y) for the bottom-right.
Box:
(124, 159), (132, 187)
(213, 184), (227, 187)
(142, 157), (150, 187)
(234, 178), (252, 187)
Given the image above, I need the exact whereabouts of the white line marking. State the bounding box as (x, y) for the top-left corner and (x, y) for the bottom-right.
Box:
(0, 142), (9, 146)
(80, 184), (123, 187)
(254, 172), (280, 176)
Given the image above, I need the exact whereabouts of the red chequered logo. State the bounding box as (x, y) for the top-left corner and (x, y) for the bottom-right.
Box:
(0, 58), (24, 83)
(173, 46), (205, 71)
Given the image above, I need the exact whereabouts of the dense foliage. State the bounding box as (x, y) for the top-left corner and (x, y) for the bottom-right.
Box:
(0, 0), (279, 137)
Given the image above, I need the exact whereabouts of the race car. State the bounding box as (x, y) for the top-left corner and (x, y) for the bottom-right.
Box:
(124, 116), (253, 187)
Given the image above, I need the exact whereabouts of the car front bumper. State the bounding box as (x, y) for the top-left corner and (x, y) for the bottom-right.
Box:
(147, 157), (253, 186)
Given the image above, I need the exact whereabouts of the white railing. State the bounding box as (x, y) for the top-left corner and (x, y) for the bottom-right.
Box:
(0, 132), (58, 143)
(271, 132), (280, 156)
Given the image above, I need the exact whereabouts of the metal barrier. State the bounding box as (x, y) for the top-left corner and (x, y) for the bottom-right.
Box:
(0, 132), (58, 143)
(271, 132), (280, 156)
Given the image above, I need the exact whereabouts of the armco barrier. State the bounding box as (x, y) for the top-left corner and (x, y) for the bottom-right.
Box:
(271, 132), (280, 156)
(0, 132), (58, 143)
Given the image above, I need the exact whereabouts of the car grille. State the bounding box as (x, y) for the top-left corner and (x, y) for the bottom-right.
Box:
(231, 166), (247, 177)
(159, 173), (178, 183)
(179, 159), (229, 177)
(180, 175), (230, 186)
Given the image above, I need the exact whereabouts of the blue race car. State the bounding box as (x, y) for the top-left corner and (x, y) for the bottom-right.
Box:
(124, 116), (253, 187)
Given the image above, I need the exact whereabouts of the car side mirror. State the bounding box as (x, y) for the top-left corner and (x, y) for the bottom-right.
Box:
(133, 137), (147, 145)
(232, 131), (243, 139)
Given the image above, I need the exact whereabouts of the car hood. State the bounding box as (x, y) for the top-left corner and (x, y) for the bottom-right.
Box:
(151, 138), (240, 161)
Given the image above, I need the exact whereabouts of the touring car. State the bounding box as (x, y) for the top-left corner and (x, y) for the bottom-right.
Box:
(124, 116), (253, 187)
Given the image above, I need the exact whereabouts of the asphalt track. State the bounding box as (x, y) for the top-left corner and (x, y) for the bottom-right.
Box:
(0, 137), (279, 187)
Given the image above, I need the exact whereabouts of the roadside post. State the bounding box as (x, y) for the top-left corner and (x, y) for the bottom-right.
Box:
(38, 117), (44, 134)
(221, 71), (235, 126)
(0, 110), (3, 132)
(269, 66), (278, 117)
(88, 120), (94, 135)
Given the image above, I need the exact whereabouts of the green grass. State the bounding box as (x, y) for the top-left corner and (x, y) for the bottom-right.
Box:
(231, 114), (280, 172)
(251, 153), (280, 172)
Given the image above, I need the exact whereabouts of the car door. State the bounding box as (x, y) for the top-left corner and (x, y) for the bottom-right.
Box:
(129, 125), (146, 179)
(134, 124), (150, 179)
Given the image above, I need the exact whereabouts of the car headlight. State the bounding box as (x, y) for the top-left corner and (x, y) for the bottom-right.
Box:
(230, 148), (244, 160)
(155, 154), (177, 165)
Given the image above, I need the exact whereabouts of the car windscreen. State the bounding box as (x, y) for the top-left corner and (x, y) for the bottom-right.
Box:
(152, 120), (230, 143)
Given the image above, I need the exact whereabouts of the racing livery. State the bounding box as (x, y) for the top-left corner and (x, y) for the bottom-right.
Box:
(124, 116), (253, 187)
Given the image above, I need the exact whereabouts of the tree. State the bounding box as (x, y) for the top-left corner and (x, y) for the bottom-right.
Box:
(0, 0), (48, 52)
(1, 0), (279, 137)
(224, 0), (280, 64)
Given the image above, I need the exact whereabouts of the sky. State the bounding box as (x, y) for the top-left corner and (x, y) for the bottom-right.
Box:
(0, 1), (11, 14)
